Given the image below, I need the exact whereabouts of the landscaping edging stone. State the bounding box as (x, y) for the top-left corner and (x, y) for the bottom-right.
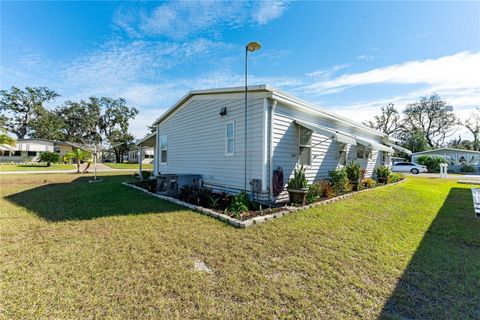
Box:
(122, 179), (407, 228)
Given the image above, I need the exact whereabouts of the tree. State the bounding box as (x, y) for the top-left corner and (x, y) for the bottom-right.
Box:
(363, 103), (402, 136)
(464, 108), (480, 150)
(98, 97), (138, 162)
(39, 151), (60, 167)
(400, 130), (429, 153)
(448, 136), (474, 150)
(30, 109), (65, 140)
(402, 94), (458, 148)
(56, 99), (101, 144)
(0, 129), (16, 155)
(416, 155), (448, 173)
(63, 148), (92, 173)
(0, 87), (59, 138)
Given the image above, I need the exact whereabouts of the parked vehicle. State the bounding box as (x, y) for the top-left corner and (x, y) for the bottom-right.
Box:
(391, 162), (427, 174)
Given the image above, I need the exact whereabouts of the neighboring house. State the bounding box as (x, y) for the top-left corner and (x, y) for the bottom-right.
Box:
(149, 85), (407, 203)
(412, 148), (480, 173)
(128, 146), (154, 164)
(0, 138), (87, 163)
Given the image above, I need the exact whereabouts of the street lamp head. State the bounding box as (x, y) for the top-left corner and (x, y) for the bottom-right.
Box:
(246, 41), (261, 52)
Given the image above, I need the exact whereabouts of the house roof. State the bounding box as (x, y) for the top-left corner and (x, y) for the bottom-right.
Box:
(412, 148), (480, 155)
(151, 85), (389, 139)
(136, 131), (156, 148)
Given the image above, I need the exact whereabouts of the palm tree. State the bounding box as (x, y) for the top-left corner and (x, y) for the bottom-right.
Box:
(0, 129), (16, 155)
(63, 148), (92, 173)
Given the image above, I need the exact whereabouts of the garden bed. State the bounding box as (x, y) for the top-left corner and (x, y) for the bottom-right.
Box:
(123, 177), (406, 228)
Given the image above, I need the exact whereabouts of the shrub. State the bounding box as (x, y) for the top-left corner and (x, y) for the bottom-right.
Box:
(227, 192), (249, 218)
(320, 180), (334, 198)
(361, 178), (376, 188)
(328, 168), (350, 194)
(345, 161), (362, 181)
(387, 173), (403, 183)
(416, 155), (447, 172)
(374, 165), (391, 180)
(141, 170), (153, 180)
(179, 185), (213, 207)
(287, 164), (308, 189)
(306, 182), (323, 204)
(39, 152), (60, 167)
(460, 164), (476, 173)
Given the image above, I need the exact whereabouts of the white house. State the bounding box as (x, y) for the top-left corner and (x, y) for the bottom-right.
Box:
(149, 85), (406, 203)
(0, 138), (88, 163)
(128, 146), (154, 164)
(412, 148), (480, 173)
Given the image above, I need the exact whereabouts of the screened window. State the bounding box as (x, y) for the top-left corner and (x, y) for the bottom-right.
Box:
(357, 145), (366, 159)
(298, 125), (312, 165)
(160, 134), (168, 163)
(338, 143), (347, 166)
(225, 122), (234, 156)
(27, 151), (37, 157)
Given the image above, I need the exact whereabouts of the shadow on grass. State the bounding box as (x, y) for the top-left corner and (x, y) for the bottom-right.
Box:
(6, 174), (180, 222)
(379, 187), (480, 319)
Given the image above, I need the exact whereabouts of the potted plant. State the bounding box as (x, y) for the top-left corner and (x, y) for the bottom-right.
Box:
(374, 165), (391, 184)
(345, 160), (362, 191)
(287, 164), (308, 205)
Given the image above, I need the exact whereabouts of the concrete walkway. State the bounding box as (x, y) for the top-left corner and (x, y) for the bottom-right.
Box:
(0, 163), (138, 175)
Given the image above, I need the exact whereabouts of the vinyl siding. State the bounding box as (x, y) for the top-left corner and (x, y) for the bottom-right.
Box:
(156, 92), (266, 191)
(272, 103), (384, 202)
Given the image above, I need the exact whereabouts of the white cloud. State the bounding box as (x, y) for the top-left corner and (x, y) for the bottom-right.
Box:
(253, 1), (288, 25)
(114, 1), (288, 39)
(304, 51), (480, 96)
(357, 54), (374, 61)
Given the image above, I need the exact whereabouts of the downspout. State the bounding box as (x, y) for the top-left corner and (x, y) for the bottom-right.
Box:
(269, 99), (278, 202)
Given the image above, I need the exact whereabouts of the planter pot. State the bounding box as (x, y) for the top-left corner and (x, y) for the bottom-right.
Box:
(349, 179), (361, 191)
(377, 177), (388, 184)
(287, 188), (308, 206)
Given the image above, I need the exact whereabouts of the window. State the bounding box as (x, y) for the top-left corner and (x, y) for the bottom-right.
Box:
(225, 122), (234, 156)
(27, 151), (37, 157)
(13, 151), (21, 156)
(160, 134), (168, 163)
(54, 147), (60, 153)
(298, 125), (312, 165)
(338, 143), (347, 166)
(356, 145), (366, 159)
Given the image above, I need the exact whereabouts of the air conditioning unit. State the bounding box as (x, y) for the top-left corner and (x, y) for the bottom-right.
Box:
(156, 174), (203, 196)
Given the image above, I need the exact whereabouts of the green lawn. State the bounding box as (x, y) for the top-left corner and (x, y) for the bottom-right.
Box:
(103, 162), (153, 169)
(0, 163), (75, 171)
(1, 173), (478, 319)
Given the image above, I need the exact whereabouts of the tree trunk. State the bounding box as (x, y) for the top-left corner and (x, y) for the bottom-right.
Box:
(76, 158), (81, 173)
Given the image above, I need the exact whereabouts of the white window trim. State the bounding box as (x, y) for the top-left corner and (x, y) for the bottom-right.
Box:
(297, 124), (312, 166)
(225, 121), (235, 156)
(160, 134), (168, 164)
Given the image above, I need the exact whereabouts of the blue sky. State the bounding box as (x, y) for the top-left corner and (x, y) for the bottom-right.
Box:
(1, 1), (479, 139)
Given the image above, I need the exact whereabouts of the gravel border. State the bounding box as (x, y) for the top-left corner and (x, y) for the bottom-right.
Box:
(122, 179), (407, 228)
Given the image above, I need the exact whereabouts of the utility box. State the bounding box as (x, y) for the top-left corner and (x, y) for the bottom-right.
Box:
(157, 174), (203, 196)
(250, 179), (262, 193)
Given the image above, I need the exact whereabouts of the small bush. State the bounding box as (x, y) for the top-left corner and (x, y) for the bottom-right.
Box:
(306, 182), (323, 204)
(179, 185), (213, 207)
(39, 152), (60, 167)
(375, 165), (391, 179)
(460, 164), (476, 173)
(345, 161), (362, 181)
(388, 173), (403, 183)
(227, 192), (250, 218)
(328, 168), (350, 195)
(361, 178), (376, 188)
(319, 180), (334, 198)
(416, 155), (447, 172)
(287, 165), (308, 189)
(141, 170), (153, 180)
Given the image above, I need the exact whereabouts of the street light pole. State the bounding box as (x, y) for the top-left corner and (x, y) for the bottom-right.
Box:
(244, 41), (261, 191)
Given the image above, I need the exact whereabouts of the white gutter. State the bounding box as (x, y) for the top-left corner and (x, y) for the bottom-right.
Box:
(269, 99), (278, 202)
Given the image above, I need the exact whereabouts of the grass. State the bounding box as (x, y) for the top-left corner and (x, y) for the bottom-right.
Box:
(0, 163), (75, 171)
(1, 173), (478, 319)
(102, 162), (154, 169)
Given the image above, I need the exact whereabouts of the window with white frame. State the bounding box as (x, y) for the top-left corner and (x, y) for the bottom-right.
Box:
(298, 125), (312, 165)
(338, 143), (347, 166)
(160, 134), (168, 163)
(357, 144), (366, 159)
(225, 121), (235, 156)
